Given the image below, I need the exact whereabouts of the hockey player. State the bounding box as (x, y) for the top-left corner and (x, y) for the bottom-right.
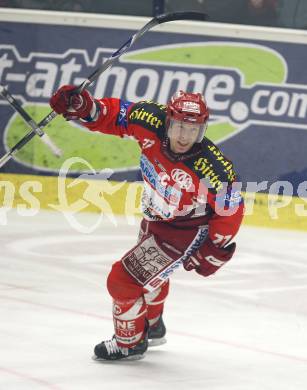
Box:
(50, 86), (244, 361)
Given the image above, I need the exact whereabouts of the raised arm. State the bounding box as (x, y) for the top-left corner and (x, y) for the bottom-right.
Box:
(49, 85), (162, 142)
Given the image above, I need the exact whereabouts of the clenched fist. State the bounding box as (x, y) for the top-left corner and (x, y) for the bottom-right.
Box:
(49, 85), (95, 120)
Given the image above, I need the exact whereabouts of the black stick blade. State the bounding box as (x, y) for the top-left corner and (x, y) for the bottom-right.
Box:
(156, 11), (208, 24)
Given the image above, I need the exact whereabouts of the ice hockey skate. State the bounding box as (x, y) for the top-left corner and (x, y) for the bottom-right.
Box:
(148, 315), (167, 347)
(93, 334), (148, 361)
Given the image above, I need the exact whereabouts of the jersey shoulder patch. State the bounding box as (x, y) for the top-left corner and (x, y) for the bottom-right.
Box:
(116, 100), (133, 128)
(128, 100), (166, 137)
(184, 138), (238, 193)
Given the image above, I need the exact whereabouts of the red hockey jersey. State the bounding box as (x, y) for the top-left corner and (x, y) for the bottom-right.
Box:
(83, 98), (244, 245)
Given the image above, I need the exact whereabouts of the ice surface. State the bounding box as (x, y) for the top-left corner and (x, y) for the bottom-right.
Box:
(0, 210), (306, 390)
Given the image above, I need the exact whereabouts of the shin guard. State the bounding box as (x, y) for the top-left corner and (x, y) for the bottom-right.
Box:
(113, 296), (147, 349)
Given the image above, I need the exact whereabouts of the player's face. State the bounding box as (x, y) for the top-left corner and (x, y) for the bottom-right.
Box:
(168, 120), (201, 154)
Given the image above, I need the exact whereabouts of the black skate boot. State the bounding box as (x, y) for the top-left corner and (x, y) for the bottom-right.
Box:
(148, 315), (167, 347)
(93, 334), (148, 361)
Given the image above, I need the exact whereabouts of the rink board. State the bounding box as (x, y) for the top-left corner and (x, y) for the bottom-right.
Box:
(0, 10), (307, 231)
(0, 10), (307, 196)
(0, 173), (306, 231)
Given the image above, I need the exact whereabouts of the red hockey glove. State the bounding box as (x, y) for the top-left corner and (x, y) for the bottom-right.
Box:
(49, 85), (94, 120)
(183, 238), (236, 277)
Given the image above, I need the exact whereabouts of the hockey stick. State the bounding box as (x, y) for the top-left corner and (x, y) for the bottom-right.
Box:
(0, 85), (62, 157)
(0, 11), (207, 168)
(75, 11), (208, 93)
(144, 226), (209, 292)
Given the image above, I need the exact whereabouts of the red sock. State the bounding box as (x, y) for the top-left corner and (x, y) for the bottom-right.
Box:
(113, 296), (147, 348)
(145, 280), (169, 327)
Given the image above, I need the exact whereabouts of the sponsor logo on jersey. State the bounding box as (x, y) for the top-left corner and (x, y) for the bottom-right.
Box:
(159, 171), (170, 187)
(207, 144), (236, 182)
(193, 157), (224, 191)
(171, 169), (193, 190)
(193, 144), (237, 191)
(140, 155), (182, 205)
(146, 196), (172, 219)
(116, 100), (132, 128)
(216, 184), (243, 209)
(129, 107), (164, 130)
(225, 189), (243, 208)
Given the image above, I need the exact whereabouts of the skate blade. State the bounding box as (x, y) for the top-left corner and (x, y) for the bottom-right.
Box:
(148, 337), (167, 347)
(92, 354), (145, 362)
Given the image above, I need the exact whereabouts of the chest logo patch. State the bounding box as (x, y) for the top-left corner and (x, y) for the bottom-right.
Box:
(171, 169), (193, 190)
